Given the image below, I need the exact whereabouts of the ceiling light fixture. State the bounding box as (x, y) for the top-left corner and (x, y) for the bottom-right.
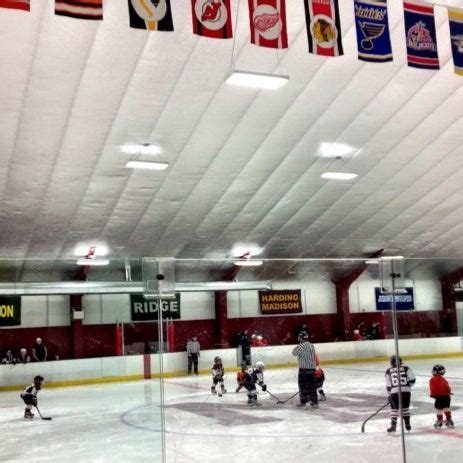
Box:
(76, 258), (110, 266)
(321, 172), (358, 180)
(74, 244), (109, 257)
(226, 71), (289, 90)
(231, 245), (262, 258)
(233, 260), (263, 267)
(317, 142), (356, 158)
(380, 256), (405, 260)
(126, 160), (169, 171)
(365, 259), (379, 265)
(120, 144), (161, 156)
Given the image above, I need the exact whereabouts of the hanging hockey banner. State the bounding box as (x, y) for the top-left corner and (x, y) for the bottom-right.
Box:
(128, 0), (174, 31)
(248, 0), (288, 49)
(191, 0), (233, 39)
(130, 294), (181, 321)
(375, 288), (414, 311)
(354, 0), (392, 62)
(303, 0), (343, 57)
(55, 0), (103, 20)
(0, 0), (29, 11)
(0, 296), (21, 327)
(259, 290), (303, 315)
(403, 1), (439, 70)
(448, 8), (463, 76)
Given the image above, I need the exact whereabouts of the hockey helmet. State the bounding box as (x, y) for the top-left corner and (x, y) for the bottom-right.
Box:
(390, 355), (402, 367)
(214, 356), (222, 364)
(298, 331), (309, 341)
(34, 375), (44, 384)
(432, 364), (446, 376)
(255, 361), (265, 371)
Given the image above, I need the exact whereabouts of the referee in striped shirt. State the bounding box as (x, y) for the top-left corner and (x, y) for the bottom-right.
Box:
(292, 331), (318, 408)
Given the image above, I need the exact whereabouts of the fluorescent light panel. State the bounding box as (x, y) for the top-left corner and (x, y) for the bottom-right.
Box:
(76, 258), (110, 266)
(321, 172), (358, 180)
(317, 142), (356, 158)
(226, 71), (289, 90)
(231, 245), (262, 258)
(74, 244), (109, 257)
(233, 260), (263, 267)
(126, 160), (169, 170)
(120, 144), (161, 155)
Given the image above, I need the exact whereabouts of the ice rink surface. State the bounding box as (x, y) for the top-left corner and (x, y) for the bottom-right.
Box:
(1, 358), (462, 463)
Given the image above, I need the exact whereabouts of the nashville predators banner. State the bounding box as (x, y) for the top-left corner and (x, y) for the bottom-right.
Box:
(304, 0), (343, 57)
(448, 8), (463, 76)
(55, 0), (103, 20)
(354, 0), (392, 62)
(248, 0), (288, 49)
(192, 0), (233, 39)
(403, 0), (439, 70)
(128, 0), (174, 31)
(0, 0), (29, 11)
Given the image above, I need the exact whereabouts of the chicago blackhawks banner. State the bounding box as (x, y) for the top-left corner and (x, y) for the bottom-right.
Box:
(55, 0), (103, 20)
(192, 0), (233, 39)
(128, 0), (174, 31)
(0, 0), (29, 11)
(448, 8), (463, 76)
(354, 0), (392, 62)
(304, 0), (343, 57)
(248, 0), (288, 49)
(403, 1), (439, 70)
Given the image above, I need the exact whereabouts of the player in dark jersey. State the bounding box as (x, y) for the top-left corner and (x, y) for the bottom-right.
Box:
(385, 356), (416, 432)
(211, 356), (227, 397)
(242, 362), (267, 407)
(20, 375), (44, 420)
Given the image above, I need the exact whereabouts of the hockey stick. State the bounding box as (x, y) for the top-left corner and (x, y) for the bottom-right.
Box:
(361, 402), (389, 433)
(279, 391), (299, 404)
(265, 390), (285, 404)
(35, 405), (52, 421)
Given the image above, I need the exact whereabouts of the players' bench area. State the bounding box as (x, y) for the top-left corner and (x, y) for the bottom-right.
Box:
(0, 336), (462, 391)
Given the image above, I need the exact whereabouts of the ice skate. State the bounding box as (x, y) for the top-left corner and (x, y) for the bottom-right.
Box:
(309, 401), (319, 409)
(296, 402), (306, 408)
(404, 417), (411, 431)
(221, 386), (227, 394)
(318, 391), (326, 402)
(211, 386), (216, 394)
(434, 420), (443, 429)
(445, 419), (455, 429)
(24, 410), (34, 420)
(387, 421), (397, 433)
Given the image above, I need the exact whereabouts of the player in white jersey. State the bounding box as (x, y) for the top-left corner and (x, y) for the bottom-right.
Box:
(385, 356), (416, 432)
(211, 356), (227, 397)
(20, 375), (44, 420)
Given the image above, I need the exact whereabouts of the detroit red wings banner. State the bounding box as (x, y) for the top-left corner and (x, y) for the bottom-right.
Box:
(192, 0), (233, 39)
(248, 0), (288, 49)
(55, 0), (103, 20)
(0, 0), (29, 11)
(304, 0), (343, 57)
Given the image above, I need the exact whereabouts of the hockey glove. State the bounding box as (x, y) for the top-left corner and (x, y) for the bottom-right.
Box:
(261, 384), (267, 392)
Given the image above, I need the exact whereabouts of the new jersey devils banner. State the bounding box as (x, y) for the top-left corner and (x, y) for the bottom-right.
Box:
(192, 0), (233, 39)
(403, 1), (439, 69)
(448, 8), (463, 76)
(55, 0), (103, 20)
(354, 0), (392, 62)
(128, 0), (174, 31)
(304, 0), (343, 57)
(0, 0), (29, 11)
(248, 0), (288, 49)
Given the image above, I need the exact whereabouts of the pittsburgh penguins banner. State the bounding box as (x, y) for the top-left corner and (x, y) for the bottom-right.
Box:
(304, 0), (343, 57)
(128, 0), (174, 31)
(354, 0), (392, 62)
(403, 1), (439, 70)
(0, 0), (29, 11)
(448, 8), (463, 76)
(55, 0), (103, 20)
(192, 0), (233, 39)
(248, 0), (288, 49)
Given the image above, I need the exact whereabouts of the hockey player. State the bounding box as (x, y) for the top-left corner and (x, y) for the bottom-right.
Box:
(236, 363), (246, 393)
(429, 364), (454, 429)
(314, 367), (326, 401)
(242, 361), (267, 407)
(211, 356), (227, 397)
(20, 375), (44, 420)
(385, 356), (416, 433)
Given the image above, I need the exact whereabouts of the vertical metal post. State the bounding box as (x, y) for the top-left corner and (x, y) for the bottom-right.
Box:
(121, 322), (125, 357)
(157, 299), (166, 463)
(390, 260), (407, 463)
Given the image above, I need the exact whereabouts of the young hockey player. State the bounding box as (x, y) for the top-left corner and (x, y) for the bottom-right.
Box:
(211, 356), (227, 397)
(20, 375), (44, 420)
(314, 367), (326, 401)
(385, 356), (416, 433)
(242, 361), (267, 407)
(429, 364), (454, 429)
(236, 363), (246, 393)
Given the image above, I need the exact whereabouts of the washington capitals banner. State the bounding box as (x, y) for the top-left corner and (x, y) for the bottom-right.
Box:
(448, 8), (463, 76)
(304, 0), (343, 57)
(354, 0), (392, 62)
(128, 0), (174, 31)
(55, 0), (103, 20)
(0, 0), (29, 11)
(248, 0), (288, 49)
(403, 1), (439, 70)
(192, 0), (233, 39)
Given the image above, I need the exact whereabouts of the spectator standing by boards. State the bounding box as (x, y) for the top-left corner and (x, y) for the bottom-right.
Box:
(32, 337), (47, 362)
(186, 335), (200, 375)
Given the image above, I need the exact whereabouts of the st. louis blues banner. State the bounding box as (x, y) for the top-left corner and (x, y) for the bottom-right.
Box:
(248, 0), (288, 49)
(403, 1), (439, 70)
(448, 8), (463, 76)
(354, 0), (392, 62)
(304, 0), (343, 57)
(128, 0), (174, 31)
(192, 0), (233, 39)
(0, 0), (29, 11)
